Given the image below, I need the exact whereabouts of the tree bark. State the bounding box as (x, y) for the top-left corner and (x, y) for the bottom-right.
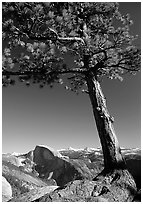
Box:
(86, 72), (126, 171)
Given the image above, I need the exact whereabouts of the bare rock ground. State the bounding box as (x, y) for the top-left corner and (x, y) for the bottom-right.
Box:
(36, 169), (137, 202)
(9, 186), (58, 202)
(2, 176), (12, 202)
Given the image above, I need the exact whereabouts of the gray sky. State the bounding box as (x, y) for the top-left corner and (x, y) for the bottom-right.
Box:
(2, 2), (141, 153)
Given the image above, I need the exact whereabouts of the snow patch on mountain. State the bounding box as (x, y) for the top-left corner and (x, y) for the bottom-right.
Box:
(4, 146), (140, 158)
(11, 152), (24, 156)
(58, 147), (101, 152)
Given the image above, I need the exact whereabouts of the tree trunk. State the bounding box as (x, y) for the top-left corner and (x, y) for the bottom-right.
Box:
(86, 72), (126, 171)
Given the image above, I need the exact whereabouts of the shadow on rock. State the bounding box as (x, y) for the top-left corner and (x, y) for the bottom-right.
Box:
(33, 145), (92, 186)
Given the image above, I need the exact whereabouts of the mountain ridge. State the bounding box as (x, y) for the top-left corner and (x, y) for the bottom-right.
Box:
(4, 146), (141, 157)
(2, 145), (141, 202)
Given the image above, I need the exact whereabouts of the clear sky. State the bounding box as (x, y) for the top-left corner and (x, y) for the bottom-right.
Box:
(2, 2), (141, 153)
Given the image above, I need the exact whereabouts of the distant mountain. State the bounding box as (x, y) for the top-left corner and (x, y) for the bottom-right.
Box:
(2, 145), (141, 202)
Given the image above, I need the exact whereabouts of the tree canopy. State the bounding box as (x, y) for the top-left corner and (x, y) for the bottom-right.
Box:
(2, 2), (140, 92)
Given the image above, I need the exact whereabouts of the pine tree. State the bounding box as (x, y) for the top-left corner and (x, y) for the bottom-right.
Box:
(2, 2), (140, 172)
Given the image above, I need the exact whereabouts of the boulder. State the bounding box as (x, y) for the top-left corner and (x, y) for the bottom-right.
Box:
(37, 169), (137, 202)
(2, 176), (12, 202)
(33, 145), (92, 186)
(9, 186), (58, 202)
(2, 159), (51, 199)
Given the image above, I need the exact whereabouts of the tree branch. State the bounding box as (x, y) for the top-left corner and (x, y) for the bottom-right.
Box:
(12, 26), (85, 45)
(107, 64), (140, 72)
(58, 36), (85, 45)
(117, 65), (140, 72)
(48, 28), (85, 44)
(92, 45), (116, 56)
(2, 68), (86, 77)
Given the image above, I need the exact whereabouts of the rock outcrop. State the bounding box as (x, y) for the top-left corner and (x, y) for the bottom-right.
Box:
(2, 159), (50, 199)
(33, 145), (92, 186)
(2, 176), (12, 202)
(33, 145), (63, 164)
(37, 169), (137, 202)
(9, 186), (58, 202)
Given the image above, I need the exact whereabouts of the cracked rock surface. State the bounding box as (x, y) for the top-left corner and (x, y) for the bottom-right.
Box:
(36, 169), (137, 202)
